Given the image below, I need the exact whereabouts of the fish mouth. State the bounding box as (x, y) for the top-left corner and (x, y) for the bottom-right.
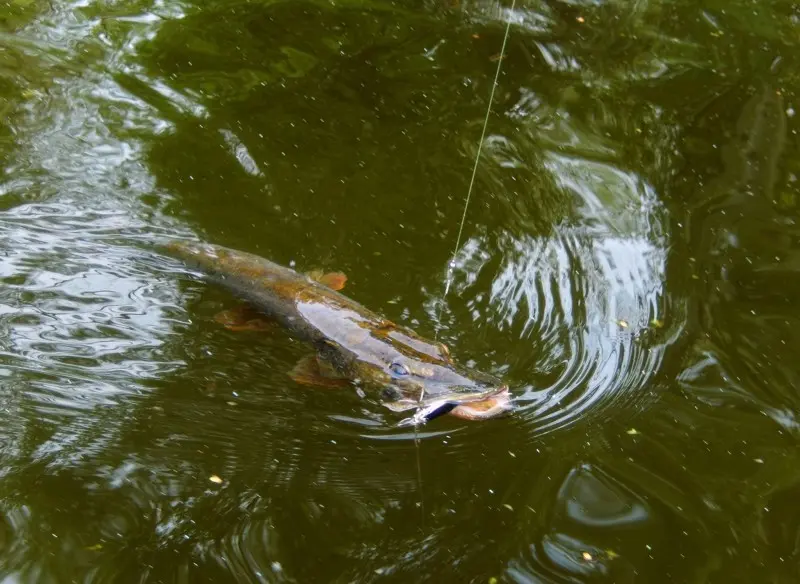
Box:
(393, 385), (512, 426)
(447, 386), (512, 421)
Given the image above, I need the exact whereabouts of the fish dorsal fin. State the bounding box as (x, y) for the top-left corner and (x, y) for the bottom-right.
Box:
(307, 269), (348, 291)
(319, 272), (347, 291)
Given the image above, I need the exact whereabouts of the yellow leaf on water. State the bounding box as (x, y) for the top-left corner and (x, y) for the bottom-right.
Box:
(209, 475), (223, 484)
(626, 428), (639, 435)
(582, 551), (593, 561)
(86, 543), (103, 551)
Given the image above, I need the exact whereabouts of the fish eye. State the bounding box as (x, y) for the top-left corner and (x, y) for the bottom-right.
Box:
(389, 362), (410, 376)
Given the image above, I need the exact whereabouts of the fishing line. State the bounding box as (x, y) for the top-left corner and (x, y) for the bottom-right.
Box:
(435, 0), (516, 339)
(414, 427), (425, 527)
(412, 0), (516, 524)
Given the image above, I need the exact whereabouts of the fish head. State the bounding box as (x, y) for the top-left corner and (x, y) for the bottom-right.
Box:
(349, 343), (511, 420)
(379, 354), (503, 398)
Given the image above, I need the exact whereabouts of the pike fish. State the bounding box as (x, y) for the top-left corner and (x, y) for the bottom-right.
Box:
(166, 241), (511, 424)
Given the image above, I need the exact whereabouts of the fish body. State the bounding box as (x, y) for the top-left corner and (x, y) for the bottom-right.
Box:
(166, 241), (511, 422)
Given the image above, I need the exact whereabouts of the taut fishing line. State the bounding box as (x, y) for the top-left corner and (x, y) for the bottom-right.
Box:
(411, 0), (517, 525)
(440, 0), (516, 317)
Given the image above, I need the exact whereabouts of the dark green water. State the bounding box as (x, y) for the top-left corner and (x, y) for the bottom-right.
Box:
(0, 0), (799, 581)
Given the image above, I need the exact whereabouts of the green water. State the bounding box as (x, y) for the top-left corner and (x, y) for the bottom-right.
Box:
(0, 0), (799, 581)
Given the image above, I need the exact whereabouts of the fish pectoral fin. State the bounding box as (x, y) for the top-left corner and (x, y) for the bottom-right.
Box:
(308, 269), (348, 291)
(214, 304), (274, 332)
(288, 355), (350, 388)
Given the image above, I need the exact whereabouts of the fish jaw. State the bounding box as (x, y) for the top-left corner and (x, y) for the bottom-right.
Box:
(448, 387), (512, 420)
(393, 386), (512, 426)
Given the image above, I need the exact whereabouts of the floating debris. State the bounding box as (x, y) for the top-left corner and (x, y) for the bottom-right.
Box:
(576, 16), (585, 23)
(650, 318), (664, 328)
(617, 319), (629, 328)
(503, 504), (514, 511)
(209, 475), (223, 484)
(582, 551), (593, 561)
(626, 428), (639, 435)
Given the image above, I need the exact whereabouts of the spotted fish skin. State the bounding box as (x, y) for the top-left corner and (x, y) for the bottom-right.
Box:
(166, 240), (511, 421)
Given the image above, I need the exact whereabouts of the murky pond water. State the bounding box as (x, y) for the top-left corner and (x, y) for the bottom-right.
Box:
(1, 0), (799, 581)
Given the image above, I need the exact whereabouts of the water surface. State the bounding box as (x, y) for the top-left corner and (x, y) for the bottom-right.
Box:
(0, 0), (799, 581)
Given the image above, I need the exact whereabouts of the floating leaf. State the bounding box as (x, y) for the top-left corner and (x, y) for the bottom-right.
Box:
(626, 428), (639, 435)
(209, 475), (223, 484)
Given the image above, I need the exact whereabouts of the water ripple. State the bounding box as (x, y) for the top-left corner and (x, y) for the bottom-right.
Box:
(428, 124), (682, 436)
